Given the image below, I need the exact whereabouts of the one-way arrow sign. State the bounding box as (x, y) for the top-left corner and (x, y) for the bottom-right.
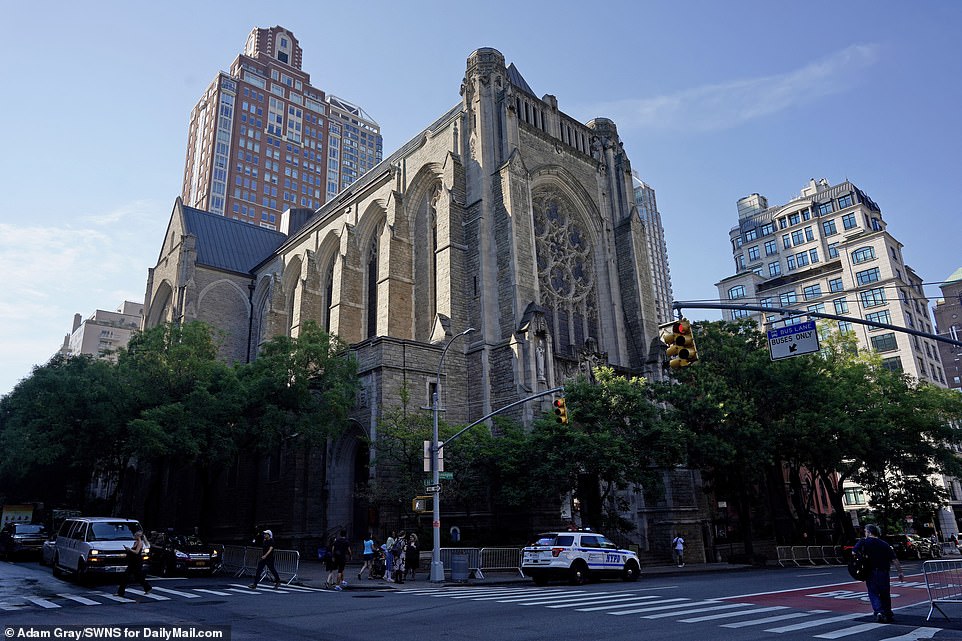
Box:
(767, 320), (820, 361)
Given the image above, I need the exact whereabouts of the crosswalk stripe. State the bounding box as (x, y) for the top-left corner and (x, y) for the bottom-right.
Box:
(518, 592), (635, 607)
(0, 602), (23, 611)
(59, 594), (101, 606)
(862, 628), (945, 641)
(680, 605), (788, 622)
(95, 593), (136, 603)
(126, 589), (170, 601)
(193, 589), (232, 596)
(608, 598), (690, 615)
(150, 586), (201, 598)
(642, 603), (753, 619)
(226, 587), (261, 594)
(451, 589), (542, 599)
(813, 622), (883, 639)
(546, 595), (657, 609)
(483, 591), (594, 605)
(765, 613), (861, 633)
(575, 596), (662, 612)
(466, 589), (568, 602)
(24, 597), (60, 609)
(722, 610), (829, 628)
(488, 592), (587, 603)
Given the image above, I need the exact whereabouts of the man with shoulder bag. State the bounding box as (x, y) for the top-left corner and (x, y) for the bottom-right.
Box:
(853, 524), (904, 623)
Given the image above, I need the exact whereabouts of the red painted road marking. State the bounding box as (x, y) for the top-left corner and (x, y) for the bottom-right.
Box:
(723, 577), (931, 614)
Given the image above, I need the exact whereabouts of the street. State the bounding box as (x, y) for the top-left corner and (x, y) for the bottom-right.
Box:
(2, 559), (961, 641)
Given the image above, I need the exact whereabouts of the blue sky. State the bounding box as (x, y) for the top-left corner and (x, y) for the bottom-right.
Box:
(1, 1), (960, 396)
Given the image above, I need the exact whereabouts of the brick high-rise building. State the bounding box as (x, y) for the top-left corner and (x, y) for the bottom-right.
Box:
(181, 26), (383, 230)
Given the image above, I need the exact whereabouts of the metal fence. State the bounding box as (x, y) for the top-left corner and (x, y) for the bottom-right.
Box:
(923, 559), (962, 620)
(775, 546), (845, 567)
(218, 545), (299, 585)
(438, 547), (524, 578)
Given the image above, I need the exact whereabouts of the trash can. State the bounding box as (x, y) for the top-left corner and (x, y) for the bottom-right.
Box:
(450, 554), (469, 582)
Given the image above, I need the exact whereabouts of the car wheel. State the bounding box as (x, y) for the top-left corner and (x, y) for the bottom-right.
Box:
(531, 573), (548, 586)
(622, 560), (640, 582)
(568, 561), (588, 586)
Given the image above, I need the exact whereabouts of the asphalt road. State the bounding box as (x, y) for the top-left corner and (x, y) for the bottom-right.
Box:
(3, 558), (962, 641)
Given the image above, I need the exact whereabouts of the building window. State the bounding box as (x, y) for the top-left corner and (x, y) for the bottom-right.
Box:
(842, 213), (857, 229)
(760, 297), (773, 308)
(761, 223), (775, 236)
(780, 291), (798, 306)
(802, 209), (811, 221)
(748, 246), (760, 262)
(851, 246), (876, 264)
(881, 356), (903, 373)
(843, 487), (866, 506)
(804, 226), (815, 242)
(833, 298), (849, 314)
(769, 261), (781, 277)
(817, 202), (834, 216)
(865, 310), (891, 329)
(869, 332), (898, 352)
(782, 234), (791, 249)
(822, 219), (838, 236)
(796, 252), (809, 267)
(860, 287), (887, 308)
(779, 217), (787, 229)
(728, 285), (747, 300)
(788, 212), (801, 226)
(809, 249), (819, 264)
(732, 308), (751, 319)
(828, 242), (840, 259)
(838, 320), (854, 334)
(787, 255), (797, 271)
(838, 194), (854, 209)
(791, 230), (805, 246)
(829, 277), (844, 292)
(764, 240), (777, 256)
(855, 267), (881, 286)
(803, 284), (822, 300)
(745, 228), (758, 241)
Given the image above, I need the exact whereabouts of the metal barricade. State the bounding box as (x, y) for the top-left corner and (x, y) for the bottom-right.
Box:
(807, 546), (825, 564)
(220, 545), (248, 577)
(776, 546), (796, 567)
(271, 549), (299, 585)
(821, 546), (840, 564)
(923, 559), (962, 620)
(479, 547), (524, 577)
(439, 547), (483, 578)
(791, 546), (813, 566)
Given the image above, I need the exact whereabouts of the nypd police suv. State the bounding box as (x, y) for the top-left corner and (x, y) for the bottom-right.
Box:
(521, 530), (640, 585)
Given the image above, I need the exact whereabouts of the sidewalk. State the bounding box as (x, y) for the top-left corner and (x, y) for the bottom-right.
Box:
(293, 559), (755, 591)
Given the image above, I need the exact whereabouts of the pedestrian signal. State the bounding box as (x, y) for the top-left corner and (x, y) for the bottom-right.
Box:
(412, 496), (433, 513)
(553, 398), (569, 424)
(659, 318), (698, 368)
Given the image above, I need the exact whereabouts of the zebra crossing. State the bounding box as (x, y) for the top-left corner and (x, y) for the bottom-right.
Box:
(0, 582), (330, 612)
(395, 586), (945, 639)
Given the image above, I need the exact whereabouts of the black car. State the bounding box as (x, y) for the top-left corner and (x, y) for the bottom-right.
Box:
(0, 523), (47, 558)
(148, 531), (221, 576)
(883, 533), (941, 560)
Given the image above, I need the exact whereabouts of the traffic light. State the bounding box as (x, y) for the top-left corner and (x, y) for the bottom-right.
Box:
(412, 496), (433, 513)
(659, 318), (698, 368)
(553, 397), (569, 424)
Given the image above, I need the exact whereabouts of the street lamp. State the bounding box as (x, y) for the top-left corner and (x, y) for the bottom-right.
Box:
(430, 326), (476, 583)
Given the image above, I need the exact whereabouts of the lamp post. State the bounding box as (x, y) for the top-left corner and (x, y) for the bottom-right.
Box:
(430, 326), (475, 583)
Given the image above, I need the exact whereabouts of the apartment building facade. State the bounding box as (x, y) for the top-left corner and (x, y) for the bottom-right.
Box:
(632, 173), (674, 325)
(58, 301), (144, 361)
(933, 267), (962, 392)
(181, 26), (383, 230)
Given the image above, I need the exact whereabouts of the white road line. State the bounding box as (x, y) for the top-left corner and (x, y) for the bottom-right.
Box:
(149, 586), (201, 598)
(58, 594), (101, 606)
(813, 622), (883, 638)
(546, 595), (660, 609)
(0, 602), (24, 611)
(449, 589), (538, 599)
(722, 610), (829, 628)
(680, 605), (788, 622)
(475, 592), (596, 604)
(606, 598), (691, 615)
(193, 589), (232, 596)
(126, 589), (170, 601)
(867, 628), (945, 641)
(610, 600), (726, 616)
(474, 591), (572, 602)
(226, 587), (262, 594)
(642, 603), (754, 619)
(765, 613), (862, 633)
(95, 593), (136, 603)
(24, 597), (60, 609)
(575, 596), (662, 612)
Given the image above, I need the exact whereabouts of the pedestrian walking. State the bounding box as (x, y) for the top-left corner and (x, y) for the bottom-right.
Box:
(392, 531), (406, 584)
(405, 533), (420, 581)
(384, 530), (396, 582)
(358, 532), (376, 580)
(117, 530), (151, 597)
(248, 529), (281, 589)
(331, 529), (352, 590)
(323, 536), (338, 589)
(672, 533), (685, 567)
(854, 524), (904, 623)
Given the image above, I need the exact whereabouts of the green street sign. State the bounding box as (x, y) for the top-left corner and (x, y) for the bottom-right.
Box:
(438, 472), (454, 480)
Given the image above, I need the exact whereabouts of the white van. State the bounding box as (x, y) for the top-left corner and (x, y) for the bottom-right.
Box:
(52, 517), (149, 578)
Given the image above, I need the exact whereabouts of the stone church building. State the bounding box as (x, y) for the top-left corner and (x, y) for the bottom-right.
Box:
(143, 48), (710, 558)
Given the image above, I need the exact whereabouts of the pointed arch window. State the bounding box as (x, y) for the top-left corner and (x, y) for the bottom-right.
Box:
(324, 253), (336, 332)
(366, 232), (379, 339)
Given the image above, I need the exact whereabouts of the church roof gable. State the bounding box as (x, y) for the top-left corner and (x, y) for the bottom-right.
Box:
(181, 206), (287, 274)
(507, 63), (536, 96)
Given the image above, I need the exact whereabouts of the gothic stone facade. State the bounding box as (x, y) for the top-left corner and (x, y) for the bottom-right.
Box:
(144, 48), (709, 558)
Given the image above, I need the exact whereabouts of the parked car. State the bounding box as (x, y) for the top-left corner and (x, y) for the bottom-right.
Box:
(40, 535), (57, 566)
(884, 533), (941, 560)
(148, 531), (221, 576)
(521, 530), (640, 585)
(0, 523), (47, 559)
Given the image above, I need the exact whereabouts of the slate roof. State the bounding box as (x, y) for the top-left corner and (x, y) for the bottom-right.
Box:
(507, 63), (535, 97)
(181, 205), (287, 275)
(946, 267), (962, 285)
